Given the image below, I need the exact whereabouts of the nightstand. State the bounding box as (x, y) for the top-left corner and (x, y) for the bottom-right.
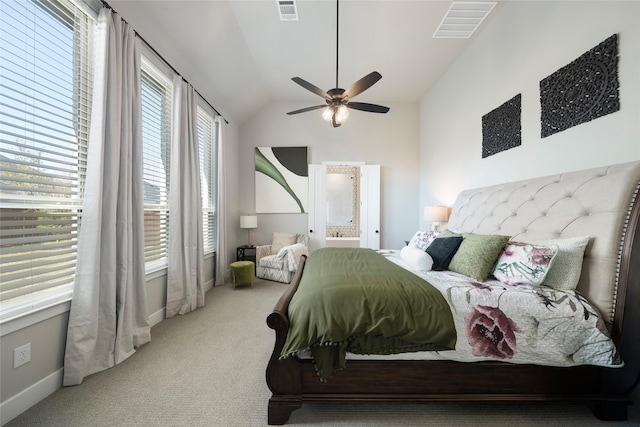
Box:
(236, 245), (257, 264)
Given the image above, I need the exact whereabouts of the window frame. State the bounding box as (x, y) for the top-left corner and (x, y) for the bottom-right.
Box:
(196, 103), (218, 255)
(0, 0), (95, 321)
(140, 56), (173, 273)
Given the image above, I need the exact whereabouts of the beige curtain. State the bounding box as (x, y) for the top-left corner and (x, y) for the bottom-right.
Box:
(63, 8), (150, 386)
(166, 76), (205, 317)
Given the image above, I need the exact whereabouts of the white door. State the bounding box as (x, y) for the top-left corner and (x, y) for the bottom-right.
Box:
(307, 164), (326, 252)
(360, 165), (380, 249)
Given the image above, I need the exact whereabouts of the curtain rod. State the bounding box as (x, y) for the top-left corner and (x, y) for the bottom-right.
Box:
(99, 0), (228, 124)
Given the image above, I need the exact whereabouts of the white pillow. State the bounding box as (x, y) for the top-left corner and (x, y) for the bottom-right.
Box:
(400, 246), (434, 271)
(514, 236), (590, 290)
(272, 232), (297, 253)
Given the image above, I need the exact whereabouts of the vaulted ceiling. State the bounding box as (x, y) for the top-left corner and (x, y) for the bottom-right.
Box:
(108, 0), (501, 125)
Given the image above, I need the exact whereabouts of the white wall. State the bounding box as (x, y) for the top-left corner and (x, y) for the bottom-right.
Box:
(239, 101), (421, 249)
(420, 1), (640, 210)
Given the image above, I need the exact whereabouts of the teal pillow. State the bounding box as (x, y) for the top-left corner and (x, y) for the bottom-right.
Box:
(448, 233), (511, 282)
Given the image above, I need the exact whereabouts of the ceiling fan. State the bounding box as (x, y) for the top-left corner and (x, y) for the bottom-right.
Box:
(286, 0), (390, 128)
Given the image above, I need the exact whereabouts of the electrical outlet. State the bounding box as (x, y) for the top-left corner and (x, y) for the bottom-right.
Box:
(14, 343), (31, 368)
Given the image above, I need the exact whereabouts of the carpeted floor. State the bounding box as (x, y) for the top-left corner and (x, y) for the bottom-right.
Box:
(7, 279), (639, 427)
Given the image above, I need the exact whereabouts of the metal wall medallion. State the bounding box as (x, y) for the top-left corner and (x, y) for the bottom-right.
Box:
(482, 94), (522, 158)
(540, 34), (619, 138)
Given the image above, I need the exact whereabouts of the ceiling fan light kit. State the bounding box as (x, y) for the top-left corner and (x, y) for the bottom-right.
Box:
(322, 104), (349, 126)
(287, 0), (389, 127)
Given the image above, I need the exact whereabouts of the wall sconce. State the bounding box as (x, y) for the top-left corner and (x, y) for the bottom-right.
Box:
(423, 206), (449, 232)
(240, 215), (258, 246)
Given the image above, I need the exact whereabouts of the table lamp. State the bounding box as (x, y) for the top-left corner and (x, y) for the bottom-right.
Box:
(423, 206), (449, 232)
(240, 215), (258, 246)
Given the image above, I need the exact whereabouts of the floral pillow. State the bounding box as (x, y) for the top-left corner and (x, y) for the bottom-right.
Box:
(492, 242), (558, 286)
(408, 230), (439, 251)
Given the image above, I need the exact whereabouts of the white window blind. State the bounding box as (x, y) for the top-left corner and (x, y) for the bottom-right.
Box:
(197, 107), (218, 254)
(140, 58), (172, 268)
(0, 0), (94, 316)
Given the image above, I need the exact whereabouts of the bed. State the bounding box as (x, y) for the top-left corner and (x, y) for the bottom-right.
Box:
(265, 161), (640, 425)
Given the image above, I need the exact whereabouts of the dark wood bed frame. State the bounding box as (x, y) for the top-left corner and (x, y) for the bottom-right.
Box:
(265, 177), (640, 425)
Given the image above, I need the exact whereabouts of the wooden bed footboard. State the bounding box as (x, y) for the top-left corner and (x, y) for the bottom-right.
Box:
(265, 186), (640, 425)
(265, 257), (305, 425)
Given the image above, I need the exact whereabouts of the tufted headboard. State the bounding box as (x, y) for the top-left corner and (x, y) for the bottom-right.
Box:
(447, 161), (640, 325)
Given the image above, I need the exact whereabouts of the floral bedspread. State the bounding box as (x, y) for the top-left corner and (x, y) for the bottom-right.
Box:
(383, 250), (622, 368)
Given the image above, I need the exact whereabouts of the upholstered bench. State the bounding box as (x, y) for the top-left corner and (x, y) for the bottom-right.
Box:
(230, 261), (254, 289)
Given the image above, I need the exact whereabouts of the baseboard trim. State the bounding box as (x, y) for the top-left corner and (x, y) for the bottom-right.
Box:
(0, 368), (63, 426)
(147, 276), (213, 328)
(204, 278), (214, 292)
(149, 307), (165, 327)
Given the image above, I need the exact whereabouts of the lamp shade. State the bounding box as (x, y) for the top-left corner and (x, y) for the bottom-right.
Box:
(423, 206), (449, 222)
(240, 215), (257, 229)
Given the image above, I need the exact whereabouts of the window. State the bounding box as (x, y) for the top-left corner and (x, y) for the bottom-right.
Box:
(0, 0), (94, 317)
(140, 58), (172, 269)
(197, 107), (218, 254)
(1, 0), (219, 319)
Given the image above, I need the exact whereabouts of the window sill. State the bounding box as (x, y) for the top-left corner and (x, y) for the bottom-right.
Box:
(1, 267), (173, 337)
(1, 297), (72, 337)
(1, 254), (215, 337)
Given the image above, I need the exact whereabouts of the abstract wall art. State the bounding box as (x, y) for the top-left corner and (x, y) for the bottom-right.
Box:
(255, 146), (308, 213)
(482, 94), (522, 158)
(540, 34), (619, 138)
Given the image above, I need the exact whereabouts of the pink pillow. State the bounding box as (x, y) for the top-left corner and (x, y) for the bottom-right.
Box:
(492, 242), (557, 286)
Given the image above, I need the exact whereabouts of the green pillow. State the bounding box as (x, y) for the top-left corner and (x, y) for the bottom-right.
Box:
(448, 233), (510, 282)
(437, 229), (460, 238)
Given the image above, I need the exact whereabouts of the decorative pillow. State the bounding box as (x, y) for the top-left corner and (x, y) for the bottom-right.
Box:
(271, 232), (297, 254)
(448, 233), (511, 282)
(400, 246), (434, 271)
(425, 236), (463, 271)
(492, 242), (558, 286)
(437, 229), (460, 238)
(408, 230), (439, 250)
(514, 236), (590, 291)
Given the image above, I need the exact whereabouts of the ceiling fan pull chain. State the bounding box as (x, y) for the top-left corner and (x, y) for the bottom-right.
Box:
(336, 0), (339, 89)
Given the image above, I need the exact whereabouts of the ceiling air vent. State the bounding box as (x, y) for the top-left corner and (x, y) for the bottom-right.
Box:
(433, 1), (496, 38)
(277, 0), (298, 21)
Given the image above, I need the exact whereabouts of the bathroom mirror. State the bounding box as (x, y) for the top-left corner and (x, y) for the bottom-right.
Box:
(326, 172), (354, 226)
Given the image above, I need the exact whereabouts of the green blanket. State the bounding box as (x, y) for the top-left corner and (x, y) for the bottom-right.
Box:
(281, 248), (456, 380)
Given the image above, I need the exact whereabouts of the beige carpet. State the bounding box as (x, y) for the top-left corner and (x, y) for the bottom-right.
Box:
(7, 279), (639, 427)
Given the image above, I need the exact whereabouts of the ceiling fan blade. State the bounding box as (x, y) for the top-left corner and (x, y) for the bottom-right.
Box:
(343, 71), (382, 99)
(347, 102), (390, 114)
(291, 77), (330, 99)
(287, 105), (327, 115)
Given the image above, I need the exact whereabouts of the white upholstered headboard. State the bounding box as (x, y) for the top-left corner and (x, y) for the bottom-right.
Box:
(447, 161), (640, 324)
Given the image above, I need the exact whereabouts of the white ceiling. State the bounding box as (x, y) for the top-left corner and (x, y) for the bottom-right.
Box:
(108, 0), (501, 125)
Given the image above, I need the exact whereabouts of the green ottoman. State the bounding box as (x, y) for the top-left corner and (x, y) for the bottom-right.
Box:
(230, 261), (254, 289)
